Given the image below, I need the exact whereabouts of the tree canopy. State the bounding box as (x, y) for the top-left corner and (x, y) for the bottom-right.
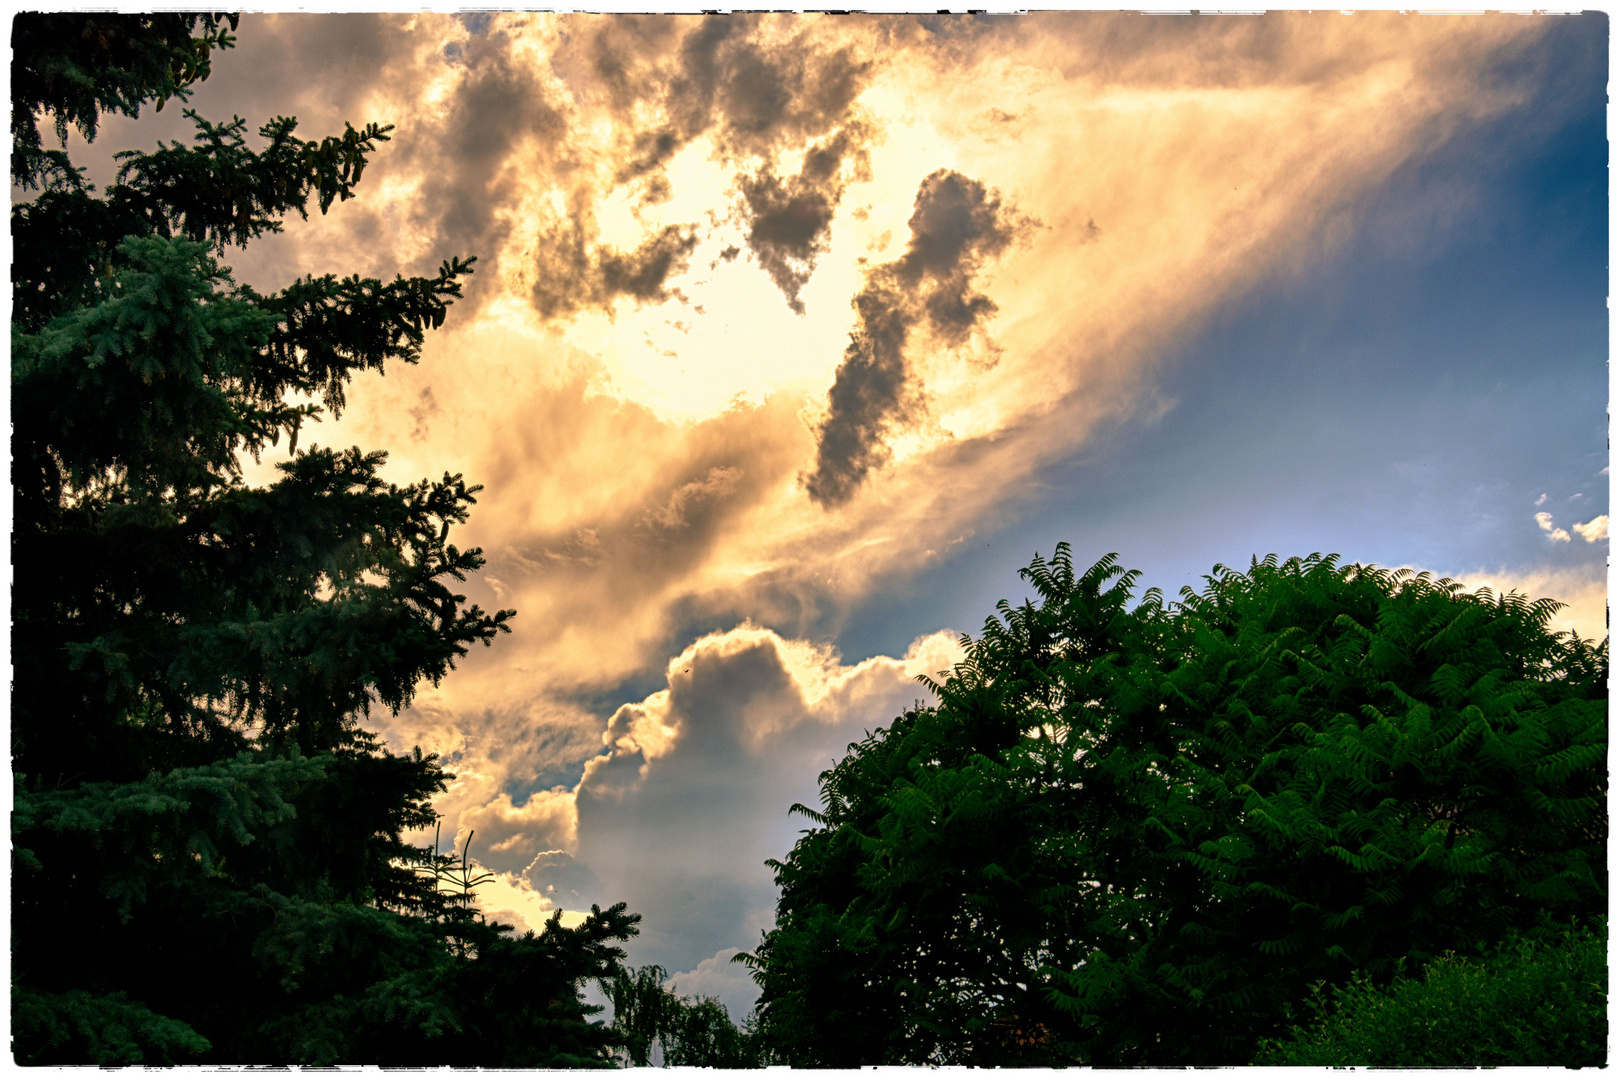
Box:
(744, 545), (1607, 1065)
(604, 963), (768, 1067)
(11, 15), (639, 1065)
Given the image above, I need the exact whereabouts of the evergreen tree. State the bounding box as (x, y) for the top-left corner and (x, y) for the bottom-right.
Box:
(11, 15), (639, 1065)
(743, 545), (1607, 1066)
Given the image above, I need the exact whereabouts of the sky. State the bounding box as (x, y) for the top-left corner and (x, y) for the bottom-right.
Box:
(62, 11), (1609, 1021)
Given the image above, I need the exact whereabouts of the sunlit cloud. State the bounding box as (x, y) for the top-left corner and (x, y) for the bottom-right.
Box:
(461, 867), (586, 937)
(1535, 511), (1572, 542)
(1452, 565), (1608, 645)
(210, 9), (1563, 973)
(459, 789), (578, 871)
(1572, 515), (1608, 544)
(666, 947), (758, 1022)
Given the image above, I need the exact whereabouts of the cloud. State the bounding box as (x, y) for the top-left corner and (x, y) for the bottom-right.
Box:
(459, 867), (585, 937)
(666, 948), (759, 1023)
(524, 15), (879, 323)
(433, 849), (600, 939)
(387, 618), (961, 986)
(116, 15), (874, 325)
(568, 624), (963, 975)
(606, 15), (873, 174)
(531, 214), (701, 321)
(1535, 492), (1548, 506)
(397, 27), (566, 306)
(1535, 511), (1571, 542)
(457, 787), (577, 873)
(739, 121), (873, 313)
(804, 169), (1034, 506)
(1572, 514), (1608, 543)
(1452, 565), (1609, 644)
(522, 849), (605, 912)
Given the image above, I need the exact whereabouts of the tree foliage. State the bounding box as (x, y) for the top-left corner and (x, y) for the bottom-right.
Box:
(605, 964), (768, 1067)
(745, 545), (1607, 1065)
(1255, 920), (1607, 1066)
(11, 12), (238, 189)
(11, 14), (638, 1065)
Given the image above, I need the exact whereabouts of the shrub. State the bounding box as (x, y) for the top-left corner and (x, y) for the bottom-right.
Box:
(1256, 921), (1608, 1066)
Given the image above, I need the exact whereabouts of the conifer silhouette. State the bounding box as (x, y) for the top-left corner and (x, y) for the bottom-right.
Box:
(10, 15), (639, 1065)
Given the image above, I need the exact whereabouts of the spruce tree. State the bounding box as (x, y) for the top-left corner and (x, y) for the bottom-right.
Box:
(11, 15), (638, 1065)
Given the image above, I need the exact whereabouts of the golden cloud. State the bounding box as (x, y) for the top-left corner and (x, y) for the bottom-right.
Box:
(162, 13), (1576, 959)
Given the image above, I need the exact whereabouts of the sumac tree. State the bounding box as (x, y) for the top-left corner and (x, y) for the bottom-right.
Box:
(745, 545), (1607, 1065)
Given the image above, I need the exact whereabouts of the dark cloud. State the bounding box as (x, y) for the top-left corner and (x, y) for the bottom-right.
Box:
(531, 207), (701, 321)
(457, 12), (495, 38)
(607, 16), (871, 175)
(740, 122), (872, 313)
(521, 849), (604, 911)
(398, 32), (568, 305)
(805, 169), (1034, 506)
(205, 14), (413, 131)
(866, 12), (1023, 69)
(416, 15), (877, 325)
(66, 14), (429, 291)
(600, 226), (701, 306)
(740, 178), (833, 313)
(571, 635), (829, 969)
(408, 386), (439, 443)
(569, 17), (878, 313)
(577, 16), (683, 114)
(126, 14), (716, 318)
(602, 15), (752, 183)
(667, 15), (754, 149)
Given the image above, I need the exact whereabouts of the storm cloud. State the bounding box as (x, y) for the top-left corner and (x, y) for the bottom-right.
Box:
(403, 28), (569, 306)
(805, 169), (1033, 505)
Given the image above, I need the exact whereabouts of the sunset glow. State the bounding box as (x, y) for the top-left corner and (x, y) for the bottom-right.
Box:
(70, 11), (1607, 1019)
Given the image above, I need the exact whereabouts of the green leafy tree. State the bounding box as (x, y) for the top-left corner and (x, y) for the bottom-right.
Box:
(743, 545), (1607, 1066)
(605, 964), (768, 1067)
(1255, 920), (1606, 1066)
(11, 14), (639, 1065)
